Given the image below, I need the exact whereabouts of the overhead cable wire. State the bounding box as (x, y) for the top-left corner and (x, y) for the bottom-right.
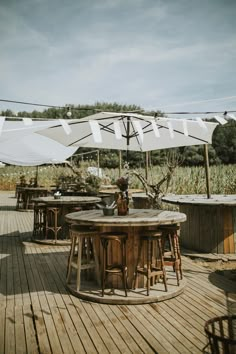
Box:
(0, 98), (99, 111)
(1, 98), (236, 116)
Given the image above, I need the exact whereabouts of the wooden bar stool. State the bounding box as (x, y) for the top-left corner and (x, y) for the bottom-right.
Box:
(45, 206), (62, 242)
(133, 230), (168, 295)
(16, 188), (24, 210)
(32, 203), (46, 238)
(158, 224), (182, 285)
(66, 225), (100, 291)
(100, 232), (128, 297)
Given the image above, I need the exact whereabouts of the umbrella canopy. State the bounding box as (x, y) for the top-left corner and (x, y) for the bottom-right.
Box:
(37, 112), (218, 152)
(0, 117), (60, 142)
(0, 118), (77, 166)
(0, 133), (77, 166)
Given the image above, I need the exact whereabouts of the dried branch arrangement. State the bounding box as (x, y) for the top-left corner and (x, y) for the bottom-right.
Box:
(131, 152), (183, 209)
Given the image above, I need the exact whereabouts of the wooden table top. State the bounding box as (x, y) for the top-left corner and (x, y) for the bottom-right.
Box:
(19, 186), (49, 191)
(162, 194), (236, 206)
(65, 208), (187, 227)
(32, 196), (101, 205)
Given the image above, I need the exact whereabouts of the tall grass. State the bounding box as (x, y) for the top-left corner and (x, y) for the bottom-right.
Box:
(0, 163), (235, 195)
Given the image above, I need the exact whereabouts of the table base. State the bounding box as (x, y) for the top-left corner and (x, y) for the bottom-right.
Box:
(66, 272), (186, 305)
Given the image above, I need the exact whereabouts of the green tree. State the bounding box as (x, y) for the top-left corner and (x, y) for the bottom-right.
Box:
(212, 119), (236, 164)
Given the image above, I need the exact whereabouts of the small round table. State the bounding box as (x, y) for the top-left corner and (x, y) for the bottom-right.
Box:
(16, 186), (49, 210)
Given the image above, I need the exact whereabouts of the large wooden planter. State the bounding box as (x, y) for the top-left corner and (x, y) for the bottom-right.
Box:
(162, 194), (236, 254)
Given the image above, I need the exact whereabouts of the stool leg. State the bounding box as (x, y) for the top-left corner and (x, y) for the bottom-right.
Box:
(45, 208), (50, 240)
(32, 207), (39, 238)
(121, 239), (127, 296)
(175, 234), (182, 280)
(172, 233), (180, 286)
(92, 238), (101, 287)
(133, 237), (143, 290)
(54, 209), (58, 243)
(146, 239), (152, 296)
(101, 239), (107, 297)
(67, 234), (76, 283)
(39, 207), (45, 237)
(76, 237), (83, 291)
(157, 237), (168, 292)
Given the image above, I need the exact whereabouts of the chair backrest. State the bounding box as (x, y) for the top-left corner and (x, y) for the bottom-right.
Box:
(204, 315), (236, 353)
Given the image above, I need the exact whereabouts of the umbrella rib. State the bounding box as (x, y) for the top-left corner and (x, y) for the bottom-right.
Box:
(68, 132), (93, 146)
(129, 120), (144, 151)
(134, 117), (211, 144)
(154, 124), (210, 143)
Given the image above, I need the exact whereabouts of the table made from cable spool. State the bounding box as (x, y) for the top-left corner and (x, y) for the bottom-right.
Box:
(16, 186), (49, 210)
(32, 196), (101, 244)
(162, 194), (236, 254)
(65, 208), (187, 304)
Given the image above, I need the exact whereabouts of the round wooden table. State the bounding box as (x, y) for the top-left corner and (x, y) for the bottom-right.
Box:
(16, 186), (49, 210)
(32, 196), (101, 243)
(33, 195), (101, 208)
(65, 208), (187, 304)
(162, 194), (236, 254)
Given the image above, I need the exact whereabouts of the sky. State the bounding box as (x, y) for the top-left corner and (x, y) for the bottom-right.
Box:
(1, 0), (236, 116)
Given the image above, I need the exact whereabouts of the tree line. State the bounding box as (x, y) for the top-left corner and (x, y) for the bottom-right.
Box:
(1, 102), (236, 168)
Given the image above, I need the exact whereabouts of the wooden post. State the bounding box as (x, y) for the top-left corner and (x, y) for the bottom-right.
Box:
(35, 166), (39, 187)
(145, 152), (149, 180)
(97, 150), (100, 177)
(119, 151), (122, 177)
(204, 144), (211, 199)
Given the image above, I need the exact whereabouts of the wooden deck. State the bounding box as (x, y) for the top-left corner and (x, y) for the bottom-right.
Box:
(0, 191), (236, 354)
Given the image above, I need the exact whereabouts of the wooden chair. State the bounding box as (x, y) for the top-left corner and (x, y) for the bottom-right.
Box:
(100, 231), (128, 297)
(204, 315), (236, 353)
(133, 230), (168, 295)
(66, 225), (100, 292)
(158, 224), (182, 285)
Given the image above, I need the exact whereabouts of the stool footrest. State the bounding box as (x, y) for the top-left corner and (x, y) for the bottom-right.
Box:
(105, 265), (127, 274)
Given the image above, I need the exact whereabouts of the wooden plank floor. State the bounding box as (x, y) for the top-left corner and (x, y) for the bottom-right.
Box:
(0, 191), (236, 354)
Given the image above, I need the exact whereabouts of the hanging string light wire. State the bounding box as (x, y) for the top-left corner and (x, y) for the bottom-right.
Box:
(0, 98), (236, 122)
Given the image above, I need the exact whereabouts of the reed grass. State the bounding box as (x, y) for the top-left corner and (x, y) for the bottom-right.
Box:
(0, 163), (235, 195)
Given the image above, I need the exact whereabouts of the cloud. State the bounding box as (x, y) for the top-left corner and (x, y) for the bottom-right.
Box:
(0, 0), (236, 113)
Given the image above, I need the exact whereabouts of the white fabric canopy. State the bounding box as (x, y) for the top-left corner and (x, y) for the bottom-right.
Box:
(0, 118), (77, 166)
(37, 112), (219, 151)
(0, 133), (77, 166)
(0, 117), (62, 141)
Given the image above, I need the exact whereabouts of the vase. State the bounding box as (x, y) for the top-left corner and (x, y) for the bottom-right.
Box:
(116, 192), (129, 216)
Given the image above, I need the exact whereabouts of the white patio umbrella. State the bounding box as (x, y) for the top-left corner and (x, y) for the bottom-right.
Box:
(0, 118), (77, 185)
(0, 117), (62, 142)
(0, 133), (77, 166)
(37, 111), (219, 197)
(37, 111), (218, 152)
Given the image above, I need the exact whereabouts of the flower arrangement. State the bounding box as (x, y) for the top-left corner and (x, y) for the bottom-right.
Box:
(115, 175), (129, 215)
(116, 176), (129, 192)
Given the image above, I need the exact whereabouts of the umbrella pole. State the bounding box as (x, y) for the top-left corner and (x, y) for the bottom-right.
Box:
(34, 166), (39, 187)
(204, 144), (211, 198)
(126, 117), (130, 166)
